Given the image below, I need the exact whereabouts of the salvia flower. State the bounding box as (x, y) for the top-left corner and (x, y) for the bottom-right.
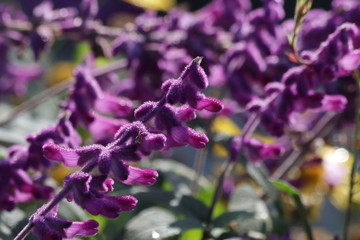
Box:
(65, 172), (137, 218)
(25, 117), (81, 170)
(0, 148), (53, 211)
(11, 57), (222, 239)
(230, 136), (284, 163)
(31, 205), (98, 240)
(162, 57), (222, 111)
(63, 65), (133, 144)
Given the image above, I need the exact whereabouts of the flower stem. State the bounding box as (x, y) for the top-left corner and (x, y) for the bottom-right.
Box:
(13, 157), (99, 240)
(201, 113), (260, 240)
(191, 148), (208, 196)
(343, 70), (360, 240)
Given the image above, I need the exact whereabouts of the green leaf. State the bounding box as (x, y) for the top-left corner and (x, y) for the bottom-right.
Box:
(0, 208), (25, 239)
(74, 42), (91, 64)
(153, 159), (211, 195)
(224, 184), (272, 235)
(123, 207), (202, 240)
(246, 163), (278, 201)
(228, 183), (257, 211)
(134, 190), (208, 221)
(59, 200), (89, 221)
(271, 181), (313, 240)
(213, 211), (254, 228)
(271, 180), (299, 196)
(178, 229), (203, 240)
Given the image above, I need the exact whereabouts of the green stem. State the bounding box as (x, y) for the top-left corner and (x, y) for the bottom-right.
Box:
(293, 195), (313, 240)
(201, 113), (260, 240)
(191, 148), (208, 196)
(343, 70), (360, 240)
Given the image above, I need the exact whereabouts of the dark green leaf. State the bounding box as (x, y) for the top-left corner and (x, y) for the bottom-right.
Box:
(228, 183), (257, 212)
(0, 208), (25, 239)
(124, 207), (202, 240)
(271, 180), (299, 196)
(271, 181), (313, 240)
(213, 211), (254, 228)
(153, 159), (211, 194)
(246, 163), (278, 201)
(134, 190), (208, 221)
(225, 184), (272, 235)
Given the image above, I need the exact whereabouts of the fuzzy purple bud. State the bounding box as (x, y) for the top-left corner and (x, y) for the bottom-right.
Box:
(121, 166), (158, 185)
(134, 101), (157, 120)
(175, 106), (196, 122)
(196, 96), (224, 112)
(181, 57), (209, 90)
(339, 49), (360, 72)
(171, 126), (209, 149)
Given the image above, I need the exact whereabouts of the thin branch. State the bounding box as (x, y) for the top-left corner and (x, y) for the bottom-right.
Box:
(271, 112), (337, 180)
(343, 70), (360, 240)
(202, 113), (260, 240)
(191, 148), (208, 196)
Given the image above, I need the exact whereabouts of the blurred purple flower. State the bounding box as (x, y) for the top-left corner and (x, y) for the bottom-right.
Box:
(0, 149), (53, 211)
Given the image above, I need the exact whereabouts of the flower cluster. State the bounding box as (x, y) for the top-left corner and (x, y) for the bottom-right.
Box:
(111, 9), (228, 101)
(22, 58), (222, 239)
(2, 0), (360, 239)
(0, 117), (81, 211)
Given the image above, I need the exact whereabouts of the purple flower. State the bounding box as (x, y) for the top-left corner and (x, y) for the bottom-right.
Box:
(297, 9), (337, 51)
(0, 155), (53, 211)
(43, 144), (102, 167)
(311, 23), (359, 82)
(31, 205), (98, 240)
(321, 95), (348, 111)
(43, 121), (163, 183)
(79, 0), (98, 20)
(231, 136), (284, 163)
(66, 172), (137, 218)
(338, 49), (360, 73)
(170, 125), (209, 149)
(26, 118), (81, 169)
(63, 65), (134, 144)
(0, 36), (43, 96)
(161, 58), (223, 111)
(121, 166), (158, 185)
(199, 0), (251, 29)
(94, 95), (133, 117)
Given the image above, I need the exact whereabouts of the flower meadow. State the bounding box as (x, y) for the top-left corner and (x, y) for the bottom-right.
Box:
(1, 0), (360, 239)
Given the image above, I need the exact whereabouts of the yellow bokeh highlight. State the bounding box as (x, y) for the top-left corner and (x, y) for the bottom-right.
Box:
(211, 116), (241, 136)
(48, 163), (74, 185)
(213, 143), (228, 158)
(48, 61), (75, 86)
(124, 0), (176, 11)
